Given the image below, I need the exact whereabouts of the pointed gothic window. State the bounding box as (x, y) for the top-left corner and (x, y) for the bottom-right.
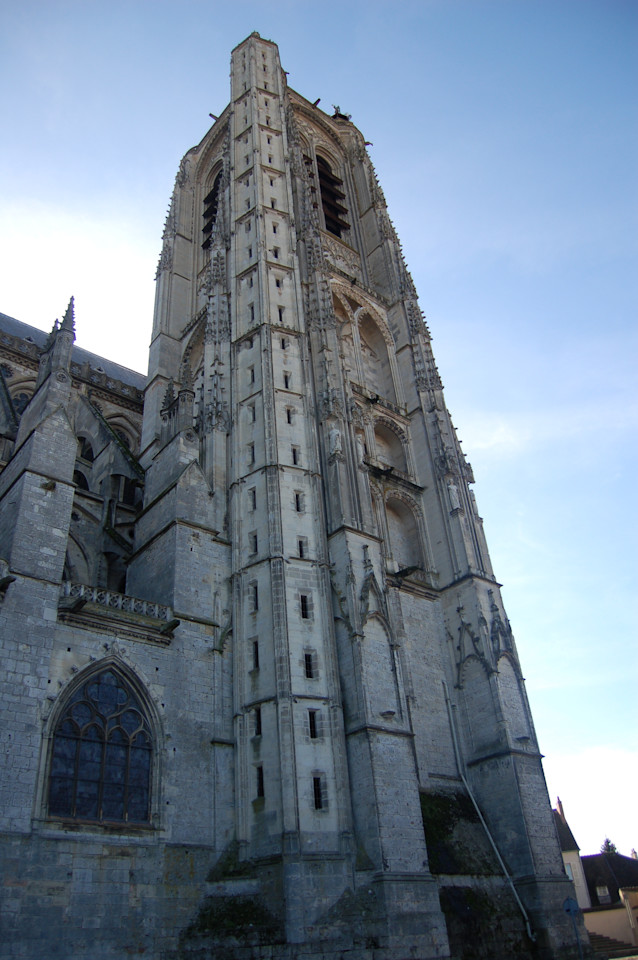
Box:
(316, 156), (349, 238)
(48, 668), (153, 825)
(202, 172), (222, 250)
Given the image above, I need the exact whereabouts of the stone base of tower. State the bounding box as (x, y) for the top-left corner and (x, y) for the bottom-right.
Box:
(176, 860), (450, 960)
(434, 875), (592, 960)
(516, 876), (593, 960)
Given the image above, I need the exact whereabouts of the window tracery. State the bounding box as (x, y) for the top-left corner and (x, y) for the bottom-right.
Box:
(48, 667), (153, 825)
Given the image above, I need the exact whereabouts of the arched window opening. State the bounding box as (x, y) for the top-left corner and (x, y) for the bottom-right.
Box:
(202, 171), (223, 250)
(386, 497), (422, 571)
(316, 156), (349, 239)
(73, 470), (90, 491)
(77, 437), (94, 462)
(111, 474), (138, 507)
(105, 552), (127, 593)
(48, 668), (152, 824)
(359, 315), (395, 403)
(374, 423), (406, 473)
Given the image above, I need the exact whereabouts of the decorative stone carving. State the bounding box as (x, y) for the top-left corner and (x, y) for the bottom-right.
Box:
(327, 426), (344, 463)
(175, 156), (190, 188)
(447, 481), (461, 511)
(322, 234), (362, 282)
(155, 241), (173, 279)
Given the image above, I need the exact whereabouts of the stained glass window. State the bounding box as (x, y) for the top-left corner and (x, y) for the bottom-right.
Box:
(48, 669), (152, 824)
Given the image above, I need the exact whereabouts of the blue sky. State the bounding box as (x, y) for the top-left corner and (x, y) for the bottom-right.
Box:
(1, 0), (636, 855)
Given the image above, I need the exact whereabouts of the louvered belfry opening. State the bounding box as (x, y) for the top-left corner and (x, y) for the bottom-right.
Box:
(316, 156), (349, 238)
(202, 172), (222, 250)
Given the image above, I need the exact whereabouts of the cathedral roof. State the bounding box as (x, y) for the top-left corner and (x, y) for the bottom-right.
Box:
(0, 311), (147, 392)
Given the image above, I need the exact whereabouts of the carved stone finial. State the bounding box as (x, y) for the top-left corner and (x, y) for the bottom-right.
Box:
(179, 359), (194, 393)
(60, 297), (76, 336)
(43, 319), (59, 352)
(162, 379), (175, 411)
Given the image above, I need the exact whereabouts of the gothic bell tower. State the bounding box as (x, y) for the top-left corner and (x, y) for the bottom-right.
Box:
(129, 32), (587, 960)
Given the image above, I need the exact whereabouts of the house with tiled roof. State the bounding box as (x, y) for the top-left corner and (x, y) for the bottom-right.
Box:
(552, 799), (638, 952)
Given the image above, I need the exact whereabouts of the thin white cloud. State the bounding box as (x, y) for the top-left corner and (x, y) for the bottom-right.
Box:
(0, 200), (156, 373)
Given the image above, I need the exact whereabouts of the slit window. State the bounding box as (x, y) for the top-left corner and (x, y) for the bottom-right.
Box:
(252, 639), (260, 670)
(304, 652), (317, 679)
(308, 709), (319, 739)
(254, 707), (262, 736)
(256, 765), (264, 798)
(297, 537), (307, 559)
(300, 594), (310, 620)
(313, 776), (324, 810)
(291, 446), (299, 465)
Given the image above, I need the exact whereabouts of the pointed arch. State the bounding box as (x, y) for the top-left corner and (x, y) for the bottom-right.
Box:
(46, 661), (159, 826)
(359, 312), (396, 403)
(315, 153), (350, 238)
(373, 419), (407, 473)
(459, 655), (501, 754)
(384, 493), (425, 571)
(496, 655), (531, 743)
(64, 532), (91, 585)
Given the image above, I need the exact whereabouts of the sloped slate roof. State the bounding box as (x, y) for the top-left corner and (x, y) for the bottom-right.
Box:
(0, 312), (147, 392)
(553, 809), (580, 852)
(581, 852), (638, 906)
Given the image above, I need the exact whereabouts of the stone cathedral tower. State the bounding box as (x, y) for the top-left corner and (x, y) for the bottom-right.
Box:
(0, 33), (588, 960)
